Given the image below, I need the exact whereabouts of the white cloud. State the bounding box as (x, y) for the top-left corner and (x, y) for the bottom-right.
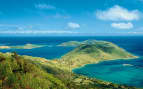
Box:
(68, 22), (80, 29)
(35, 4), (56, 10)
(111, 22), (133, 29)
(96, 5), (140, 21)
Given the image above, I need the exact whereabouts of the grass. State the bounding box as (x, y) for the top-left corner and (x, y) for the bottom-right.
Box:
(60, 41), (137, 69)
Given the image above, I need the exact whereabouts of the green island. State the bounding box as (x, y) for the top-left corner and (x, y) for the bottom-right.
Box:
(0, 40), (140, 89)
(58, 40), (105, 47)
(58, 41), (82, 47)
(0, 44), (47, 49)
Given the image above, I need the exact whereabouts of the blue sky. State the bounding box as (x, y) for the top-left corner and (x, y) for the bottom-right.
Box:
(0, 0), (143, 36)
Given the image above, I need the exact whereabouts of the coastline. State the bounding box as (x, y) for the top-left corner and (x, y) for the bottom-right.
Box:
(72, 56), (140, 70)
(0, 52), (141, 88)
(19, 52), (139, 72)
(1, 51), (138, 70)
(71, 56), (138, 69)
(72, 57), (143, 88)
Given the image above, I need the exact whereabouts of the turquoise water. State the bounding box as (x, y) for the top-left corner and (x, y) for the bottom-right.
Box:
(1, 36), (143, 87)
(73, 58), (143, 87)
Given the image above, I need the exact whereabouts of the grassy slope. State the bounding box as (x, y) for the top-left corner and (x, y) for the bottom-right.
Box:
(0, 52), (67, 89)
(60, 41), (137, 68)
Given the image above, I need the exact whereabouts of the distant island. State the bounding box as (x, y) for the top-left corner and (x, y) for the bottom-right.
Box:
(0, 40), (139, 89)
(0, 44), (47, 49)
(58, 40), (105, 47)
(58, 41), (81, 47)
(0, 46), (11, 49)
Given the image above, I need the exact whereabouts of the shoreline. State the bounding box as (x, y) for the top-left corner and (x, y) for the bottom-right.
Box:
(72, 57), (142, 88)
(72, 56), (140, 70)
(1, 51), (138, 70)
(0, 52), (141, 88)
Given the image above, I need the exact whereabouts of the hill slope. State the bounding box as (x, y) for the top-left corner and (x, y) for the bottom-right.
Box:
(60, 40), (136, 68)
(0, 52), (67, 89)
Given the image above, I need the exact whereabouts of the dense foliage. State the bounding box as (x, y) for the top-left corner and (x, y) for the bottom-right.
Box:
(0, 52), (66, 89)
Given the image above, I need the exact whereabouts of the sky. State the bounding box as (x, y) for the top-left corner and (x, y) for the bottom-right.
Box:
(0, 0), (143, 36)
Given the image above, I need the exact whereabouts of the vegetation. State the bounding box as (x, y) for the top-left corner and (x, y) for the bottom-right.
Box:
(60, 40), (137, 68)
(58, 40), (113, 47)
(0, 52), (66, 89)
(58, 41), (81, 47)
(0, 52), (140, 89)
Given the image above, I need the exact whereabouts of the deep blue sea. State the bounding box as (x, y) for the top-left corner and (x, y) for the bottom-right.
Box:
(0, 36), (143, 87)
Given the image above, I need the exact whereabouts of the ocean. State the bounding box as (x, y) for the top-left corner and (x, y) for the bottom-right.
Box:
(0, 36), (143, 87)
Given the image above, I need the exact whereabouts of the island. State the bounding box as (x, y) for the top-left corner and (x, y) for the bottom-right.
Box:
(0, 40), (139, 89)
(58, 40), (105, 47)
(58, 41), (81, 47)
(0, 44), (47, 49)
(0, 46), (11, 49)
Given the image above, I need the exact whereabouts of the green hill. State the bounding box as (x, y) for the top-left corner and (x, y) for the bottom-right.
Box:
(60, 40), (137, 68)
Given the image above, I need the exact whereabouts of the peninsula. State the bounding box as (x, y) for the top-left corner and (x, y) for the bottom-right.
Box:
(56, 40), (137, 69)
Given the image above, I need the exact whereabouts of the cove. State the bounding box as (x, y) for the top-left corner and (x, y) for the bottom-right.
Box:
(73, 58), (143, 87)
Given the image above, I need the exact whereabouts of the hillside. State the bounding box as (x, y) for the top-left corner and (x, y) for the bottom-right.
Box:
(0, 52), (139, 89)
(0, 52), (67, 89)
(60, 40), (137, 68)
